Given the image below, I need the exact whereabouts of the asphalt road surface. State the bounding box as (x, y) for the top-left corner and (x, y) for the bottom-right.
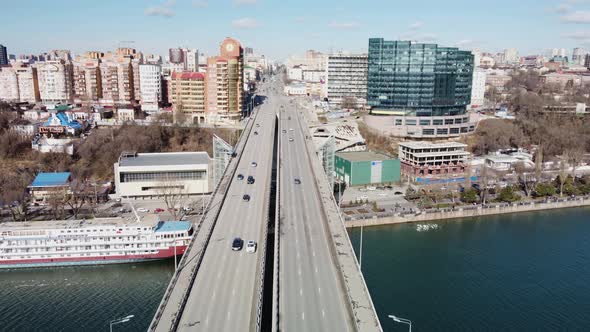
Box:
(175, 81), (277, 331)
(278, 104), (353, 332)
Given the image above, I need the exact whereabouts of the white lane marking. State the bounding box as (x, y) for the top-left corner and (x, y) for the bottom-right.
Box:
(232, 287), (236, 295)
(315, 267), (318, 273)
(318, 287), (321, 294)
(227, 311), (231, 319)
(298, 268), (301, 276)
(322, 309), (325, 317)
(312, 251), (316, 257)
(302, 312), (305, 321)
(300, 287), (303, 296)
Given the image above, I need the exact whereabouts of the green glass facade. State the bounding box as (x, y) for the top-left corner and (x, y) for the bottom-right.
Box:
(367, 38), (474, 116)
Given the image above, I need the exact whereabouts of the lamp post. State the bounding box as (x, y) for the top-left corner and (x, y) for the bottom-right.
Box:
(110, 315), (134, 332)
(388, 314), (412, 332)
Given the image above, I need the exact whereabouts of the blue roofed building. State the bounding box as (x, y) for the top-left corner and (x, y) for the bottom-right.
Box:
(28, 172), (72, 201)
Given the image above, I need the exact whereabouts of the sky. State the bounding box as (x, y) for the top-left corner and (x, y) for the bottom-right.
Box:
(2, 0), (590, 61)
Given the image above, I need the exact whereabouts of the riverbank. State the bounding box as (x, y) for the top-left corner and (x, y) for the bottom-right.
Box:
(344, 195), (590, 228)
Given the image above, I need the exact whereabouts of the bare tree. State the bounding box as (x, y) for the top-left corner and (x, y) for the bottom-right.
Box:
(558, 160), (568, 197)
(341, 96), (357, 110)
(64, 181), (87, 219)
(514, 161), (533, 198)
(535, 145), (543, 184)
(46, 188), (66, 220)
(156, 178), (190, 220)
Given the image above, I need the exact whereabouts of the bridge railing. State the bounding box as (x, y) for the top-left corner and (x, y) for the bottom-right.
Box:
(149, 110), (259, 331)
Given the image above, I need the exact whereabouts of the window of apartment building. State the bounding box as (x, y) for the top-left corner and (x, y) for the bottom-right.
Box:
(419, 119), (431, 126)
(422, 129), (435, 135)
(405, 119), (417, 125)
(445, 119), (454, 125)
(433, 119), (443, 126)
(460, 127), (469, 133)
(437, 128), (448, 135)
(395, 119), (403, 126)
(450, 128), (460, 134)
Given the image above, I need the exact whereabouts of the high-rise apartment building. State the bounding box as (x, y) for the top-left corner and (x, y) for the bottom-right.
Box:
(367, 38), (475, 138)
(205, 38), (243, 122)
(286, 50), (326, 71)
(99, 59), (134, 105)
(139, 64), (162, 112)
(470, 68), (486, 109)
(0, 44), (8, 66)
(168, 48), (198, 71)
(170, 71), (206, 122)
(0, 67), (19, 101)
(572, 48), (587, 65)
(0, 64), (40, 103)
(503, 48), (519, 64)
(35, 60), (74, 104)
(72, 56), (102, 103)
(326, 53), (368, 108)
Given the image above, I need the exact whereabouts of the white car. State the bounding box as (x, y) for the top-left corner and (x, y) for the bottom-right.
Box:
(289, 138), (294, 142)
(137, 208), (149, 213)
(251, 162), (257, 167)
(246, 240), (257, 253)
(366, 186), (377, 191)
(356, 195), (369, 201)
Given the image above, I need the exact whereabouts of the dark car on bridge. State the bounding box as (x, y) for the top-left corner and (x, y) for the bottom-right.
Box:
(231, 237), (244, 251)
(243, 194), (251, 202)
(247, 176), (255, 184)
(294, 178), (301, 185)
(237, 174), (244, 180)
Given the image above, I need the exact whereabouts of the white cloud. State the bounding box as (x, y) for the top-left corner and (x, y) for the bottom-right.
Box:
(561, 10), (590, 23)
(563, 30), (590, 40)
(409, 21), (423, 30)
(235, 0), (257, 5)
(192, 0), (208, 8)
(419, 33), (438, 42)
(328, 21), (360, 29)
(145, 0), (175, 17)
(553, 4), (571, 13)
(145, 6), (174, 17)
(232, 17), (261, 29)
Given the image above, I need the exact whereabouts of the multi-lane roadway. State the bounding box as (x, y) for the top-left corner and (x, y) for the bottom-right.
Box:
(277, 104), (354, 331)
(174, 81), (277, 331)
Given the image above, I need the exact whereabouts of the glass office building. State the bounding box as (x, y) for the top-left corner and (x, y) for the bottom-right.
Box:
(367, 38), (476, 138)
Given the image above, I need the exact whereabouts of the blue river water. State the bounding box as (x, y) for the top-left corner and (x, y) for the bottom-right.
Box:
(348, 206), (590, 331)
(1, 207), (590, 331)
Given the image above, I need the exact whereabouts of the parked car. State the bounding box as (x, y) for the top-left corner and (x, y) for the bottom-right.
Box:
(137, 208), (149, 212)
(243, 194), (251, 202)
(232, 237), (244, 251)
(246, 240), (257, 253)
(366, 186), (376, 191)
(282, 129), (286, 133)
(251, 162), (257, 167)
(154, 208), (165, 213)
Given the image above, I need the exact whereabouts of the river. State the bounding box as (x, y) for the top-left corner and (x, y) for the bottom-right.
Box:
(1, 207), (590, 331)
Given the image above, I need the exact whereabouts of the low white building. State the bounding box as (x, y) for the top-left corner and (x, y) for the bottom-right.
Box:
(114, 152), (211, 198)
(470, 68), (486, 109)
(284, 83), (307, 96)
(484, 151), (534, 172)
(32, 136), (74, 155)
(302, 70), (324, 83)
(287, 66), (304, 81)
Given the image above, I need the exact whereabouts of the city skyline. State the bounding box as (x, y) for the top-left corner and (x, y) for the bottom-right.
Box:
(3, 0), (590, 60)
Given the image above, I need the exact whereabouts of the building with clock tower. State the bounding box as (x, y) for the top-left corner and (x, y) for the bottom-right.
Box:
(205, 37), (244, 123)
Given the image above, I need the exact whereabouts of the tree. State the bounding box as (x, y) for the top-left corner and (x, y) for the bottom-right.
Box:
(46, 188), (66, 220)
(557, 160), (569, 197)
(514, 161), (533, 198)
(64, 181), (87, 219)
(461, 188), (479, 203)
(497, 186), (521, 202)
(341, 96), (357, 110)
(534, 144), (543, 185)
(157, 177), (190, 220)
(534, 183), (556, 197)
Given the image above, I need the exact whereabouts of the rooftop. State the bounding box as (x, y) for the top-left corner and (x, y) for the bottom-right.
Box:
(171, 72), (205, 80)
(399, 141), (467, 149)
(336, 151), (393, 162)
(30, 172), (71, 188)
(118, 152), (210, 167)
(154, 221), (192, 233)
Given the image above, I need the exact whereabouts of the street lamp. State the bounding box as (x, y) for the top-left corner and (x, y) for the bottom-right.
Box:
(389, 314), (412, 332)
(110, 315), (134, 332)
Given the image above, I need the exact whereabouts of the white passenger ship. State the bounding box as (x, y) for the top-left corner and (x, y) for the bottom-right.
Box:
(0, 219), (193, 269)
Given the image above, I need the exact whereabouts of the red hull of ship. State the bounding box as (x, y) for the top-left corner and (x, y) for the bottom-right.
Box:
(0, 245), (188, 266)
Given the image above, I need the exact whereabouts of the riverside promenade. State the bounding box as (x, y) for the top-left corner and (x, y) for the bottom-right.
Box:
(345, 195), (590, 228)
